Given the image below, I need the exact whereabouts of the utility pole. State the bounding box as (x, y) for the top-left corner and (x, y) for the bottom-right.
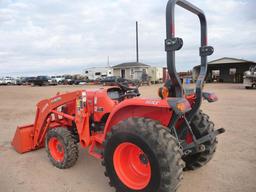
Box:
(107, 56), (110, 67)
(136, 21), (139, 63)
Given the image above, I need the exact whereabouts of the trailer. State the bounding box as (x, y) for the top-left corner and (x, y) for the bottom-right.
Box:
(84, 67), (113, 80)
(148, 67), (163, 84)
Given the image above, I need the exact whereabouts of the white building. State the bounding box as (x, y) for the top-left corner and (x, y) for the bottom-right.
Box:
(148, 67), (163, 83)
(112, 62), (150, 80)
(112, 62), (163, 83)
(84, 67), (113, 80)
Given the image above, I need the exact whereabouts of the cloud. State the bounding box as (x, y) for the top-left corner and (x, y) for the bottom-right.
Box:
(0, 0), (255, 76)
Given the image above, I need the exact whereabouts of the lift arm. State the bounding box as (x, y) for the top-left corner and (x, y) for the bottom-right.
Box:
(12, 90), (88, 153)
(33, 91), (82, 148)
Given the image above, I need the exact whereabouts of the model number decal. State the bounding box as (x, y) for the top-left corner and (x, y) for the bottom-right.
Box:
(145, 100), (160, 105)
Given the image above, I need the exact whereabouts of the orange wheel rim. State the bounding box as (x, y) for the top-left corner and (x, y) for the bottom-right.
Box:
(113, 142), (151, 190)
(48, 137), (64, 162)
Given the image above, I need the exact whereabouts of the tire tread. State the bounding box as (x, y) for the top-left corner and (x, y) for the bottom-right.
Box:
(102, 118), (184, 192)
(45, 127), (79, 169)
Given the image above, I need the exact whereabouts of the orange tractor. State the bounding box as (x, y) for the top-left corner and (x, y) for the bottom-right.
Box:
(12, 0), (225, 191)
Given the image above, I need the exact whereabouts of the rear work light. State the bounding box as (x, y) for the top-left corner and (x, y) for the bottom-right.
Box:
(158, 86), (169, 99)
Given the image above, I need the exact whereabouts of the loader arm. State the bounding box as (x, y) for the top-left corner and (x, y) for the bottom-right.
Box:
(32, 91), (82, 148)
(12, 90), (87, 153)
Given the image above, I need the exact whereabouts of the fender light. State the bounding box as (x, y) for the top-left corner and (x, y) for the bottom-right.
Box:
(158, 86), (169, 99)
(176, 100), (192, 113)
(176, 102), (187, 113)
(167, 98), (192, 115)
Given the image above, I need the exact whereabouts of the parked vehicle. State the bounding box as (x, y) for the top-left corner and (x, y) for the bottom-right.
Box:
(5, 77), (16, 85)
(21, 77), (36, 85)
(59, 76), (75, 85)
(0, 78), (4, 85)
(29, 76), (57, 86)
(15, 77), (23, 85)
(73, 79), (86, 85)
(243, 65), (256, 89)
(140, 71), (151, 86)
(100, 76), (126, 85)
(51, 76), (65, 84)
(0, 77), (16, 85)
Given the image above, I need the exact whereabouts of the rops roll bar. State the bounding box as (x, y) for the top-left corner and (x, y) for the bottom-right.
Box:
(165, 0), (214, 120)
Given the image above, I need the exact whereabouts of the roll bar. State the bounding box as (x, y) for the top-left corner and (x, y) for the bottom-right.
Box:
(165, 0), (214, 120)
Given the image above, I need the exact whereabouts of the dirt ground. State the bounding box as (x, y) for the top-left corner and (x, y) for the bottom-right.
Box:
(0, 84), (255, 192)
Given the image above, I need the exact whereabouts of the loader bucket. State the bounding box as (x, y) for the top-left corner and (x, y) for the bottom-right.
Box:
(12, 124), (35, 153)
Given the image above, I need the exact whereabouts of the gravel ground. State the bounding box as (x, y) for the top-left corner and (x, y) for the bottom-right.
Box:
(0, 84), (255, 192)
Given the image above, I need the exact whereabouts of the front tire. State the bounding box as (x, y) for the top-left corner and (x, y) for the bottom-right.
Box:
(45, 127), (79, 169)
(102, 118), (184, 192)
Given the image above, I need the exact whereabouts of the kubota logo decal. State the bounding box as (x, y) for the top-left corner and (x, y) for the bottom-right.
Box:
(41, 103), (49, 112)
(51, 97), (61, 103)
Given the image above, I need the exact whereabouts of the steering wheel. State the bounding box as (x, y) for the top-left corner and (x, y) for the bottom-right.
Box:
(117, 82), (140, 98)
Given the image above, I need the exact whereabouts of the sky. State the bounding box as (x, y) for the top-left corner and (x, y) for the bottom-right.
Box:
(0, 0), (255, 76)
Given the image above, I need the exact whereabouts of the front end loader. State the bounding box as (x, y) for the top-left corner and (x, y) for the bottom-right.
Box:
(12, 1), (225, 191)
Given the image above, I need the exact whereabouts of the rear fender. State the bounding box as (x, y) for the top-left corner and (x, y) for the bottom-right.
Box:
(186, 91), (218, 103)
(103, 98), (173, 137)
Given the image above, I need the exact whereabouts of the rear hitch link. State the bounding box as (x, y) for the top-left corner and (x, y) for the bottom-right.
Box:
(168, 113), (225, 156)
(182, 126), (226, 156)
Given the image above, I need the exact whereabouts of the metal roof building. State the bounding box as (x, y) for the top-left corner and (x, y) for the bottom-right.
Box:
(193, 57), (256, 83)
(112, 62), (150, 69)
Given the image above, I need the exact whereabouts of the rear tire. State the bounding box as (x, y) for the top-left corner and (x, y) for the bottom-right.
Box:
(45, 127), (79, 169)
(183, 110), (217, 170)
(102, 118), (184, 192)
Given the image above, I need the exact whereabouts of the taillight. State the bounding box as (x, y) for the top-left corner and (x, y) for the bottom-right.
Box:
(176, 102), (187, 113)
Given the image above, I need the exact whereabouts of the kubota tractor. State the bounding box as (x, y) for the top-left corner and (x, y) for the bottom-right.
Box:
(12, 0), (225, 191)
